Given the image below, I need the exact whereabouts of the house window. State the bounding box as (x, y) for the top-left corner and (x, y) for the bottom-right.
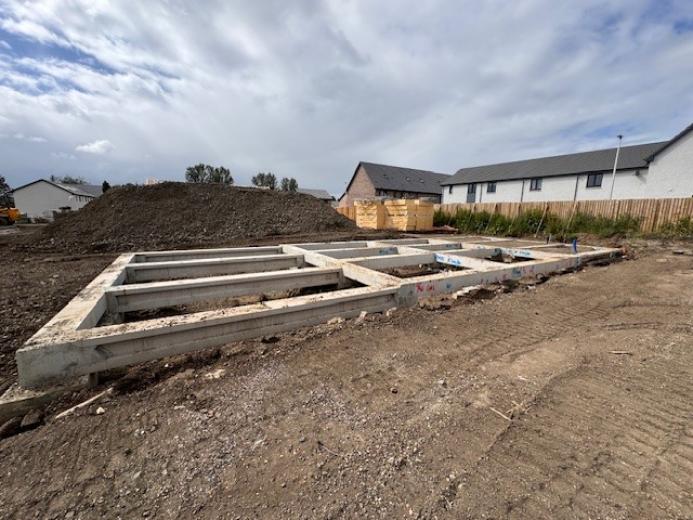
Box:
(529, 178), (542, 191)
(448, 185), (453, 194)
(487, 182), (496, 193)
(586, 173), (603, 188)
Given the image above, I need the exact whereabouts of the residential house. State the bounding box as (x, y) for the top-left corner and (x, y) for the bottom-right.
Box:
(442, 122), (693, 204)
(12, 179), (102, 220)
(339, 162), (450, 206)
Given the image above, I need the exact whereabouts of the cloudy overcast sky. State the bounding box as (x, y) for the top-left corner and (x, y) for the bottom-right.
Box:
(1, 0), (692, 195)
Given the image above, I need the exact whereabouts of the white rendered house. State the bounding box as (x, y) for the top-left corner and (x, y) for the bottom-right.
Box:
(442, 123), (693, 204)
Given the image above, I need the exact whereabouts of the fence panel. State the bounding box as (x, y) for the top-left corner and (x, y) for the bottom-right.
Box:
(432, 198), (693, 232)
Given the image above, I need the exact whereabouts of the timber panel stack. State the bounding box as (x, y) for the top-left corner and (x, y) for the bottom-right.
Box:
(384, 200), (417, 231)
(351, 199), (434, 231)
(415, 200), (434, 231)
(354, 200), (385, 229)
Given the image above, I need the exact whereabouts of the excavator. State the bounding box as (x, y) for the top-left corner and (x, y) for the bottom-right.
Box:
(0, 207), (21, 225)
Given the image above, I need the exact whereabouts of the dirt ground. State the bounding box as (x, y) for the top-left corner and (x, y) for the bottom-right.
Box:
(22, 183), (356, 254)
(0, 238), (692, 519)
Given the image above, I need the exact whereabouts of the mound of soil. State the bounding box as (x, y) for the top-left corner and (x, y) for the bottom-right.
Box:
(26, 183), (356, 252)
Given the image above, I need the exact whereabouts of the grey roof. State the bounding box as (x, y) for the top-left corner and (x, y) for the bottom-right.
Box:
(357, 162), (451, 195)
(443, 141), (667, 185)
(298, 188), (334, 200)
(56, 182), (102, 197)
(12, 179), (101, 197)
(646, 122), (693, 160)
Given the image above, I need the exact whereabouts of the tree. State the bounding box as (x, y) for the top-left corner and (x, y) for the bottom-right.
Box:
(185, 164), (234, 184)
(251, 172), (277, 190)
(0, 176), (14, 207)
(102, 180), (111, 193)
(185, 164), (207, 183)
(280, 177), (299, 192)
(206, 165), (233, 184)
(50, 174), (87, 184)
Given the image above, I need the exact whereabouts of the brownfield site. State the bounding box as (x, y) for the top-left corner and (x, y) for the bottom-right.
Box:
(0, 185), (692, 520)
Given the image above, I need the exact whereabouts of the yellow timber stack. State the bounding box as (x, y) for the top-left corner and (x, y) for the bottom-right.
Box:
(354, 199), (433, 231)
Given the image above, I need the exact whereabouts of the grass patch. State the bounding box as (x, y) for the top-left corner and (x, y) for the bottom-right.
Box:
(658, 217), (693, 238)
(435, 208), (646, 239)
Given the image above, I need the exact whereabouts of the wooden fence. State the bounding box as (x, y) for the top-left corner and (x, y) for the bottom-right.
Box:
(433, 198), (693, 233)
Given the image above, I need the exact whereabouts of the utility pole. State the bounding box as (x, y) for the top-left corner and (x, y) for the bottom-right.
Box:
(609, 134), (623, 200)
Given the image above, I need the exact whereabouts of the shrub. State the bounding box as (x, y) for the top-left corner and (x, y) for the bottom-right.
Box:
(435, 208), (645, 238)
(659, 216), (693, 237)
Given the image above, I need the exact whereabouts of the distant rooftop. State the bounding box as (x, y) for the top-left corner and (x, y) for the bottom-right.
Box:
(298, 188), (334, 200)
(12, 178), (102, 197)
(356, 162), (451, 195)
(443, 141), (667, 185)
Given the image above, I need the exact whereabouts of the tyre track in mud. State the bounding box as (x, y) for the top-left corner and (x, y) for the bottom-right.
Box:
(417, 254), (693, 519)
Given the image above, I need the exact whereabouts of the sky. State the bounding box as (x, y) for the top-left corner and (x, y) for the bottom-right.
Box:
(1, 0), (692, 196)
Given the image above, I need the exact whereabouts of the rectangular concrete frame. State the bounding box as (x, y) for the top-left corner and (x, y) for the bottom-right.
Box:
(15, 237), (621, 388)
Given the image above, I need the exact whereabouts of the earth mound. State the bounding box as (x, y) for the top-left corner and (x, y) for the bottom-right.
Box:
(28, 182), (355, 252)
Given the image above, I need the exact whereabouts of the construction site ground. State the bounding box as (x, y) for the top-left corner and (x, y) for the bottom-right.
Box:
(0, 236), (691, 519)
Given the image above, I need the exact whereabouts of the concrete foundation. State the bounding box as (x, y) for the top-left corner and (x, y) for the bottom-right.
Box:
(15, 237), (621, 388)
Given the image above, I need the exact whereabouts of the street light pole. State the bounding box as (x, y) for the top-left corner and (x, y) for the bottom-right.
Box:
(609, 134), (623, 200)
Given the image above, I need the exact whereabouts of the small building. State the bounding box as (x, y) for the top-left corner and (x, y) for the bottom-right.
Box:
(11, 179), (102, 220)
(339, 162), (451, 207)
(298, 188), (335, 202)
(442, 122), (693, 204)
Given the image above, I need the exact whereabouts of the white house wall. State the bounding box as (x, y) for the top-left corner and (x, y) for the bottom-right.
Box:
(442, 128), (693, 204)
(647, 129), (693, 198)
(13, 181), (93, 219)
(443, 148), (692, 204)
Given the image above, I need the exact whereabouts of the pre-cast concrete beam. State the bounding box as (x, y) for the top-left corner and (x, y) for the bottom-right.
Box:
(17, 287), (398, 387)
(134, 246), (283, 263)
(107, 267), (343, 313)
(12, 237), (622, 391)
(125, 254), (304, 283)
(352, 252), (436, 270)
(320, 246), (398, 259)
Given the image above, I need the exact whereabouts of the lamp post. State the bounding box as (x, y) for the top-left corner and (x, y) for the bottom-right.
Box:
(609, 134), (623, 200)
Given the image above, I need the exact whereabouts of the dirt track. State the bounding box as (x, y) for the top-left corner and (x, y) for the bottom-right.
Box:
(0, 243), (691, 519)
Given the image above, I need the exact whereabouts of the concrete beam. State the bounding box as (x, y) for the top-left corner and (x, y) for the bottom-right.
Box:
(125, 254), (304, 283)
(413, 242), (464, 251)
(28, 254), (134, 335)
(293, 241), (369, 250)
(133, 246), (282, 263)
(107, 267), (343, 313)
(320, 246), (398, 259)
(352, 252), (436, 270)
(17, 287), (398, 387)
(282, 245), (401, 287)
(14, 238), (622, 390)
(397, 254), (591, 303)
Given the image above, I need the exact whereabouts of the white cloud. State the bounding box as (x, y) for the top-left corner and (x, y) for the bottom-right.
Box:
(1, 132), (47, 142)
(0, 1), (692, 192)
(75, 139), (114, 154)
(0, 40), (11, 49)
(51, 151), (77, 160)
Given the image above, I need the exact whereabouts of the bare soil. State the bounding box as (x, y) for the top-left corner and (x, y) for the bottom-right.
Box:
(19, 182), (356, 253)
(0, 240), (691, 519)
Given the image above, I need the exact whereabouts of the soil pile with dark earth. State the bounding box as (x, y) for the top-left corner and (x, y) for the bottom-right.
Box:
(26, 182), (356, 252)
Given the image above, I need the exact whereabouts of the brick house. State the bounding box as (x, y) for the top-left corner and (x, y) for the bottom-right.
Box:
(338, 162), (451, 207)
